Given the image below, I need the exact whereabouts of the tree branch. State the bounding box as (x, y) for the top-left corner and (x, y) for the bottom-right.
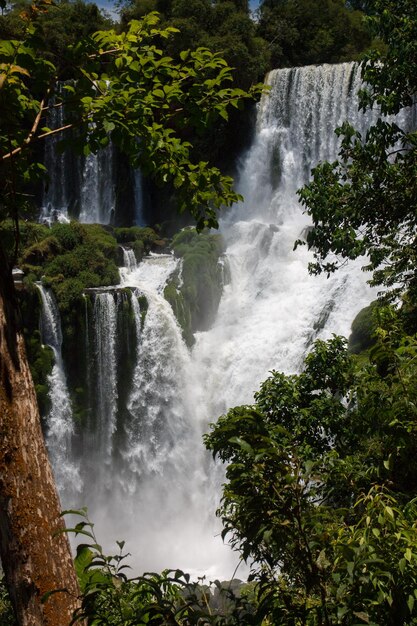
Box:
(2, 89), (50, 160)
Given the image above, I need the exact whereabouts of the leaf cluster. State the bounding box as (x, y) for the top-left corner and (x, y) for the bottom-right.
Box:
(0, 7), (264, 248)
(60, 13), (264, 230)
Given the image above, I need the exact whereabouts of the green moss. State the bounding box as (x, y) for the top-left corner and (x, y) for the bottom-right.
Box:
(165, 227), (226, 345)
(348, 302), (379, 354)
(164, 280), (193, 346)
(0, 219), (50, 263)
(137, 294), (149, 327)
(50, 221), (84, 250)
(21, 235), (63, 266)
(114, 226), (163, 261)
(15, 222), (120, 314)
(131, 239), (145, 261)
(61, 293), (92, 428)
(71, 386), (91, 426)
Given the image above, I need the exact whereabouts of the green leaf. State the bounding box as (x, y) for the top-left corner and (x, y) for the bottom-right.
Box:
(228, 437), (253, 454)
(103, 120), (115, 133)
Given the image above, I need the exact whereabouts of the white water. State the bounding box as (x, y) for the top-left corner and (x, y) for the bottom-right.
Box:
(93, 292), (118, 459)
(52, 62), (406, 579)
(118, 63), (376, 574)
(121, 247), (138, 273)
(79, 148), (115, 224)
(36, 284), (82, 498)
(190, 63), (381, 416)
(92, 66), (376, 576)
(90, 255), (230, 578)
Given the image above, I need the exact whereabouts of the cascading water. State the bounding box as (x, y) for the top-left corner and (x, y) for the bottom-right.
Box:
(36, 284), (81, 498)
(191, 63), (383, 416)
(41, 93), (77, 223)
(45, 62), (414, 579)
(93, 292), (119, 459)
(40, 85), (143, 225)
(42, 130), (115, 224)
(95, 255), (228, 576)
(133, 169), (146, 226)
(121, 247), (138, 273)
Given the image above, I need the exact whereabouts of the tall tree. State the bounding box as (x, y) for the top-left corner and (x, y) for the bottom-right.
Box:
(0, 4), (262, 623)
(0, 287), (80, 626)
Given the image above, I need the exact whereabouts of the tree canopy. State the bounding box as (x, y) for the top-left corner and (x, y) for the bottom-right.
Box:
(205, 329), (417, 624)
(0, 4), (264, 261)
(256, 0), (372, 69)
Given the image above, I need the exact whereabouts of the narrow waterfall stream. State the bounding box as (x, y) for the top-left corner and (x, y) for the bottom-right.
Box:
(37, 284), (82, 499)
(93, 292), (118, 458)
(42, 61), (410, 579)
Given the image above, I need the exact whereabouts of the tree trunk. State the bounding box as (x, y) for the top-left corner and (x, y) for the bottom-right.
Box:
(0, 274), (80, 625)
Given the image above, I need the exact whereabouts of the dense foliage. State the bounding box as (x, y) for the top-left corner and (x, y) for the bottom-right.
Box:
(0, 1), (263, 288)
(120, 0), (269, 91)
(0, 220), (123, 308)
(205, 329), (417, 624)
(0, 0), (113, 71)
(257, 0), (372, 69)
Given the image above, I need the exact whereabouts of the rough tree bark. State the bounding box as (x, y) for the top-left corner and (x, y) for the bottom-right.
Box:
(0, 264), (80, 626)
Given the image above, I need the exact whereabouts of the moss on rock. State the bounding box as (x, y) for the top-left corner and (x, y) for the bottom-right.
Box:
(164, 227), (226, 346)
(348, 301), (379, 354)
(114, 226), (164, 262)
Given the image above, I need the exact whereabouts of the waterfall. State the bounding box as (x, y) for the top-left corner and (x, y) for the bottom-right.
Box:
(191, 63), (383, 416)
(78, 148), (115, 224)
(48, 62), (413, 579)
(122, 258), (193, 477)
(36, 284), (82, 497)
(133, 169), (145, 226)
(93, 292), (118, 459)
(41, 86), (116, 224)
(42, 141), (115, 224)
(122, 247), (137, 272)
(71, 254), (230, 577)
(41, 91), (76, 223)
